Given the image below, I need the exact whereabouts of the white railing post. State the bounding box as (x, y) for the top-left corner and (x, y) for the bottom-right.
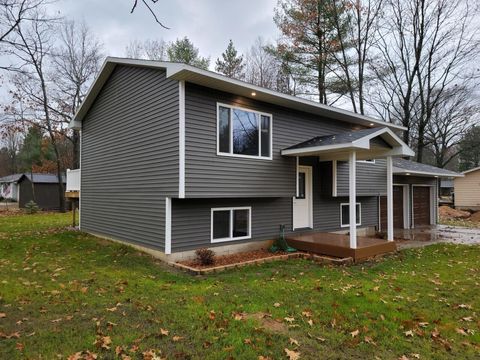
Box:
(386, 156), (394, 241)
(349, 151), (357, 249)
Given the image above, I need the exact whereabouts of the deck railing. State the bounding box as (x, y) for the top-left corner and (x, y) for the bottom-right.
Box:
(66, 168), (80, 192)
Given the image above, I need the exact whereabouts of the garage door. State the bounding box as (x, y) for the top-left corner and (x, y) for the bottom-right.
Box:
(380, 186), (404, 230)
(413, 186), (431, 226)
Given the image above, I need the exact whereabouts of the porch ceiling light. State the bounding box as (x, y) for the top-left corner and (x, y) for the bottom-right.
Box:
(251, 92), (256, 96)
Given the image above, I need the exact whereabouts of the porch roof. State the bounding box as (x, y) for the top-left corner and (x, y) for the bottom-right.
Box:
(281, 127), (415, 160)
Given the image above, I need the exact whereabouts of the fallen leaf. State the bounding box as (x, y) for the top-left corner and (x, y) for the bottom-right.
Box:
(461, 317), (473, 322)
(0, 313), (5, 318)
(274, 303), (281, 308)
(350, 329), (360, 338)
(404, 330), (414, 337)
(93, 335), (112, 350)
(284, 348), (300, 360)
(307, 319), (314, 327)
(209, 310), (216, 320)
(289, 337), (299, 346)
(172, 335), (183, 342)
(159, 328), (169, 336)
(284, 317), (295, 323)
(456, 328), (468, 336)
(15, 342), (24, 351)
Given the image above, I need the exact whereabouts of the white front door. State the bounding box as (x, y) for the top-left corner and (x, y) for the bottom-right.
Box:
(293, 165), (313, 229)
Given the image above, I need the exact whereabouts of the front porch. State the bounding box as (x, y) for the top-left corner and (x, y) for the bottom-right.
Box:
(286, 232), (396, 261)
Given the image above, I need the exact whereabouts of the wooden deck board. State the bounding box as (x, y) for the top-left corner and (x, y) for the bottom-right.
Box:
(286, 232), (396, 261)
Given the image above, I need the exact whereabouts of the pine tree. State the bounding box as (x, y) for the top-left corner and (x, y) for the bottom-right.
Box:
(167, 37), (210, 70)
(215, 40), (245, 79)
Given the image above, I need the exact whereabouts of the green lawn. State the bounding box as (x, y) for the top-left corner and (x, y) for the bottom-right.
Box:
(1, 213), (479, 359)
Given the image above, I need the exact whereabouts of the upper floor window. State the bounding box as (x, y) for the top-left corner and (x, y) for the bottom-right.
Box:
(217, 103), (272, 159)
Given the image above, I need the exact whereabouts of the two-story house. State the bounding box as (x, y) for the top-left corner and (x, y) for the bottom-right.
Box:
(69, 58), (461, 261)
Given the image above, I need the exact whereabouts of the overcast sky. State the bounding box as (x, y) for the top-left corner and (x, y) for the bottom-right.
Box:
(52, 0), (280, 65)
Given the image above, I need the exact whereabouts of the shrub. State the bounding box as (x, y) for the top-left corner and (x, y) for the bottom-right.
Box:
(25, 200), (39, 214)
(195, 248), (215, 266)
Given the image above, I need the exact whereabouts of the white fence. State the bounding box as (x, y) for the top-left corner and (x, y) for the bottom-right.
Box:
(66, 169), (81, 192)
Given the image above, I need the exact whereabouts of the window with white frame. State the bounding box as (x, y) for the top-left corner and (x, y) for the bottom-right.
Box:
(357, 159), (376, 164)
(217, 104), (272, 159)
(211, 207), (251, 242)
(340, 203), (361, 227)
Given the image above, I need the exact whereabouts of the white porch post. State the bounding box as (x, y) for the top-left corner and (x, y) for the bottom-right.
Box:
(386, 156), (394, 241)
(349, 151), (357, 249)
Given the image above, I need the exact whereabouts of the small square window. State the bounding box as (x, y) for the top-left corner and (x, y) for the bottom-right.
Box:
(211, 207), (251, 242)
(340, 203), (361, 227)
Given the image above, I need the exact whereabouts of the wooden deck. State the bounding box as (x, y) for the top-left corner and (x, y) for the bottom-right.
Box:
(286, 232), (396, 261)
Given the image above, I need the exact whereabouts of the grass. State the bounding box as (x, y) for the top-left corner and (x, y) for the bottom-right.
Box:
(1, 213), (479, 359)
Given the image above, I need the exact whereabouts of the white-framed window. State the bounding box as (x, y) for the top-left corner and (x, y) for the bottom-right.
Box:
(217, 103), (272, 160)
(357, 159), (376, 164)
(340, 203), (361, 227)
(211, 206), (251, 243)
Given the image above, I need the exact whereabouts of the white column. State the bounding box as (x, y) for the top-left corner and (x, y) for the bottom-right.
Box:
(386, 156), (394, 241)
(349, 151), (357, 249)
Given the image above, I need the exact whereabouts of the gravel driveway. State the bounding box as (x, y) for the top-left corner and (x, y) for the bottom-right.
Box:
(396, 225), (480, 249)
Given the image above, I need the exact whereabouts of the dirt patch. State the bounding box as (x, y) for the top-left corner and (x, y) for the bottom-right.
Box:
(439, 206), (470, 220)
(179, 249), (292, 269)
(244, 312), (288, 334)
(469, 211), (480, 223)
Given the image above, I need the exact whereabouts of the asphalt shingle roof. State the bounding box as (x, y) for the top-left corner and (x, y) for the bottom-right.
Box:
(0, 173), (65, 184)
(283, 127), (382, 151)
(393, 158), (461, 177)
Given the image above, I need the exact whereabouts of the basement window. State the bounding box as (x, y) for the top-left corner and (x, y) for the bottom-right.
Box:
(340, 203), (361, 227)
(211, 207), (251, 243)
(217, 103), (272, 159)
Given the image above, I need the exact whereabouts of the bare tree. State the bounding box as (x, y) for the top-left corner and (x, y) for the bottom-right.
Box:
(329, 0), (383, 114)
(7, 9), (67, 211)
(425, 86), (478, 168)
(0, 0), (43, 43)
(130, 0), (169, 29)
(125, 38), (166, 60)
(244, 37), (280, 90)
(370, 0), (480, 162)
(51, 20), (103, 168)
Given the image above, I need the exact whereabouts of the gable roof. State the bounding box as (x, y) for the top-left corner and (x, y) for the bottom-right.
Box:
(70, 57), (407, 132)
(392, 159), (463, 178)
(0, 173), (65, 184)
(281, 127), (414, 159)
(462, 166), (480, 175)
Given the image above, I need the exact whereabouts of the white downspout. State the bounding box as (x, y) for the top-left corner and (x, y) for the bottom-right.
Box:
(349, 151), (357, 249)
(386, 156), (394, 241)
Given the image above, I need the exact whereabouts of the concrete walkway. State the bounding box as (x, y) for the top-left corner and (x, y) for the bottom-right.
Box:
(395, 225), (480, 249)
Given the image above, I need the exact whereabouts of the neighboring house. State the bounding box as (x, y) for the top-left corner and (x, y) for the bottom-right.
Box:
(69, 57), (461, 260)
(0, 173), (66, 210)
(454, 167), (480, 210)
(440, 179), (454, 197)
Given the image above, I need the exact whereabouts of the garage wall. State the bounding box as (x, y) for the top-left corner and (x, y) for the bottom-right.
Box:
(393, 175), (438, 227)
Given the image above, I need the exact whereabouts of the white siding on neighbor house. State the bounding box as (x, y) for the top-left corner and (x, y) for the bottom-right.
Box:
(455, 169), (480, 209)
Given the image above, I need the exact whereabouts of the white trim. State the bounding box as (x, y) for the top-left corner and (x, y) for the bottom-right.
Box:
(216, 102), (273, 160)
(393, 167), (463, 178)
(340, 202), (361, 227)
(348, 151), (357, 248)
(179, 80), (186, 198)
(332, 160), (337, 197)
(357, 159), (376, 164)
(211, 206), (252, 243)
(292, 165), (313, 230)
(79, 130), (82, 230)
(165, 197), (172, 254)
(386, 156), (394, 241)
(295, 157), (299, 197)
(462, 166), (480, 175)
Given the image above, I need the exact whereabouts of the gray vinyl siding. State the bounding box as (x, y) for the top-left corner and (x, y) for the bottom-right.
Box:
(185, 83), (367, 198)
(171, 197), (292, 252)
(337, 159), (387, 197)
(171, 157), (379, 252)
(81, 65), (179, 251)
